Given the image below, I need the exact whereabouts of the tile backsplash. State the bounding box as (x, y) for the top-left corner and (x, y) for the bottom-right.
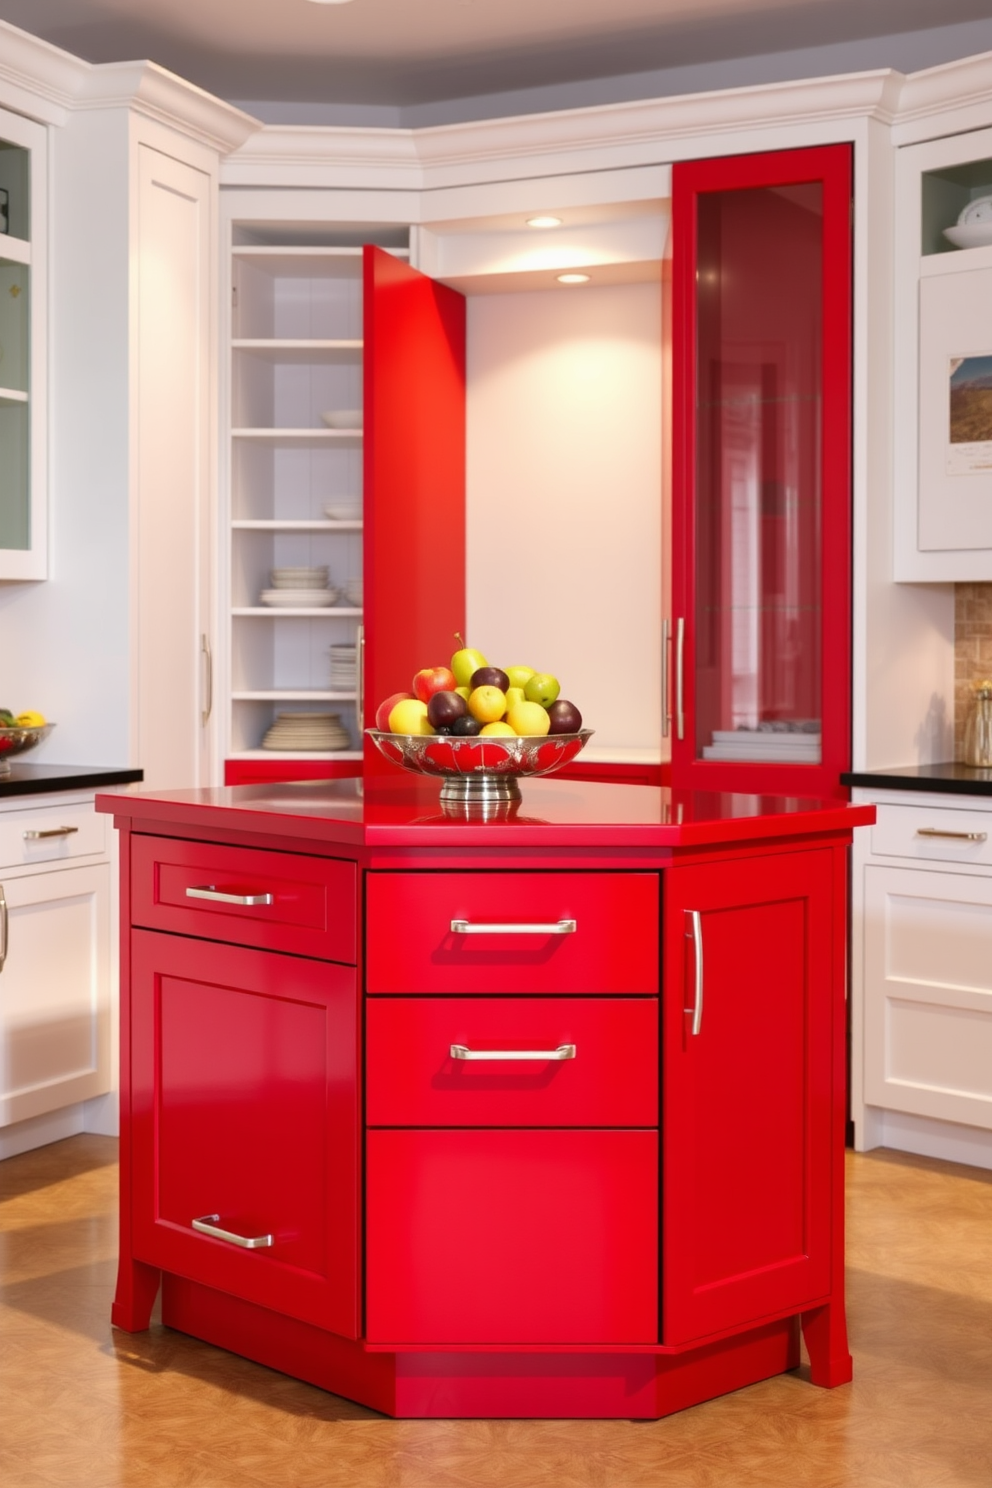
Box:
(954, 583), (992, 757)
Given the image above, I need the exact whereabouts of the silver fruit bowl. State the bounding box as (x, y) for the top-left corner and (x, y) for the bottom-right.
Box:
(0, 723), (55, 776)
(367, 727), (593, 805)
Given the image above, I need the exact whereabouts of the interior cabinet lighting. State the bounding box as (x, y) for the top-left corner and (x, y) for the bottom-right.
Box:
(527, 216), (563, 228)
(557, 272), (591, 284)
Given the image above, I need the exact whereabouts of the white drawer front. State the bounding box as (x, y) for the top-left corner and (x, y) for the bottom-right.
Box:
(871, 801), (992, 867)
(0, 802), (106, 870)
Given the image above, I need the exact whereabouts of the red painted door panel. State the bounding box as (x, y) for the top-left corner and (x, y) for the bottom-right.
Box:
(366, 997), (658, 1127)
(662, 850), (834, 1343)
(366, 1129), (658, 1344)
(365, 871), (659, 994)
(131, 835), (357, 962)
(130, 930), (360, 1339)
(363, 246), (466, 758)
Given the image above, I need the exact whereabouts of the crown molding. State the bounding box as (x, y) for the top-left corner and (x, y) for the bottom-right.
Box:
(221, 124), (422, 189)
(891, 49), (992, 144)
(0, 18), (87, 125)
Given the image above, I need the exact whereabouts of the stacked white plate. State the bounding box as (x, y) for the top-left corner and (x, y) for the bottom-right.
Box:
(271, 566), (328, 589)
(261, 712), (351, 751)
(260, 565), (338, 608)
(702, 728), (822, 763)
(324, 501), (362, 523)
(344, 576), (363, 608)
(330, 644), (357, 690)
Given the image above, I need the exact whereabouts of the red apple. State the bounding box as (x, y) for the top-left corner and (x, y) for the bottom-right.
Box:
(375, 691), (413, 731)
(412, 666), (457, 703)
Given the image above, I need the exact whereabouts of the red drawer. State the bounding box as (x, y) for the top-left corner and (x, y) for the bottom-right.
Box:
(365, 871), (659, 994)
(366, 997), (658, 1127)
(366, 1129), (658, 1344)
(131, 835), (356, 963)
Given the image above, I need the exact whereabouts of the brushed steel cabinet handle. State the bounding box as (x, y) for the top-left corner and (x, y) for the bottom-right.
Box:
(450, 918), (577, 936)
(0, 885), (7, 973)
(662, 617), (671, 738)
(684, 908), (703, 1036)
(186, 885), (274, 906)
(191, 1214), (273, 1249)
(201, 634), (213, 727)
(23, 826), (79, 840)
(675, 616), (685, 742)
(450, 1043), (576, 1062)
(915, 827), (987, 843)
(356, 622), (365, 731)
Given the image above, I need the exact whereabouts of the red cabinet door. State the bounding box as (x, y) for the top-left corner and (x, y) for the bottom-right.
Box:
(366, 1129), (658, 1344)
(661, 849), (835, 1344)
(130, 930), (360, 1339)
(669, 145), (852, 800)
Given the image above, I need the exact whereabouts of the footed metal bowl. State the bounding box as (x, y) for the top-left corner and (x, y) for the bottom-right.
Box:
(367, 727), (592, 805)
(0, 723), (55, 775)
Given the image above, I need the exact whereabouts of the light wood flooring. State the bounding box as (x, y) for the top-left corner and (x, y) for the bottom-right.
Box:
(0, 1137), (989, 1487)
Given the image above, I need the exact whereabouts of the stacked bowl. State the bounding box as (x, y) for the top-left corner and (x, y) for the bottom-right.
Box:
(260, 566), (338, 608)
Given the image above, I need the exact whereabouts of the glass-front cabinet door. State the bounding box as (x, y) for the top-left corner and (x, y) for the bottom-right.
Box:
(0, 107), (46, 581)
(669, 146), (851, 798)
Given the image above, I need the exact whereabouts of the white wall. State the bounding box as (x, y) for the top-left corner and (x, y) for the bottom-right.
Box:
(466, 281), (662, 752)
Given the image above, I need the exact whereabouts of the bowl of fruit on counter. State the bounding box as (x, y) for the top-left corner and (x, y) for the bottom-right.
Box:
(367, 641), (591, 805)
(0, 710), (55, 776)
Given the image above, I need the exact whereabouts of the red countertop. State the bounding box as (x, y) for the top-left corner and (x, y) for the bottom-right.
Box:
(96, 774), (874, 851)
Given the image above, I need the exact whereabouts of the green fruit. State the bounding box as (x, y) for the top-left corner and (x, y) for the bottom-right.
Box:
(505, 665), (536, 690)
(451, 645), (488, 687)
(0, 709), (15, 726)
(524, 673), (560, 708)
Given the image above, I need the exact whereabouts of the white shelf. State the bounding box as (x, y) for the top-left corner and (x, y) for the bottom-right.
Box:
(232, 428), (362, 443)
(233, 339), (363, 362)
(232, 606), (363, 617)
(232, 520), (363, 532)
(0, 234), (30, 266)
(0, 387), (28, 405)
(233, 690), (357, 701)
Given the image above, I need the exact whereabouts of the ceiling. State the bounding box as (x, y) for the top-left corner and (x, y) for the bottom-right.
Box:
(1, 0), (992, 117)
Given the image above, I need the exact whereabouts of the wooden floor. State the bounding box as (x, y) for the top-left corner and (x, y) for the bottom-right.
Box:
(0, 1139), (989, 1487)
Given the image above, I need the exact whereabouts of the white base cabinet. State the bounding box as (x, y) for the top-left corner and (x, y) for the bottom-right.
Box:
(0, 794), (113, 1153)
(852, 789), (992, 1169)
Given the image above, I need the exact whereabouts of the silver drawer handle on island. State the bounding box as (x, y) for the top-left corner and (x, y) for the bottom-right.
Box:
(450, 1043), (577, 1062)
(186, 886), (274, 906)
(684, 908), (704, 1036)
(915, 827), (988, 843)
(23, 825), (79, 840)
(191, 1215), (274, 1250)
(0, 884), (6, 972)
(450, 918), (577, 935)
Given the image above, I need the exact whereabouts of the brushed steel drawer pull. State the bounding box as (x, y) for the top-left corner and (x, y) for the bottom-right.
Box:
(450, 1043), (576, 1062)
(23, 826), (79, 840)
(186, 885), (274, 906)
(450, 918), (576, 936)
(915, 828), (987, 843)
(684, 908), (704, 1037)
(0, 885), (7, 974)
(191, 1214), (273, 1249)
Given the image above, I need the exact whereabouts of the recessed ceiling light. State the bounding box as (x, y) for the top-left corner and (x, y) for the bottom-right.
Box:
(556, 273), (590, 284)
(527, 216), (563, 229)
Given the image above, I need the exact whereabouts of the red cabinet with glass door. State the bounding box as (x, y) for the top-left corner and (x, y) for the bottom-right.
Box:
(668, 146), (852, 799)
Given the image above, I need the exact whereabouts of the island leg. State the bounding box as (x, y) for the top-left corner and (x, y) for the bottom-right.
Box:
(801, 1301), (852, 1387)
(111, 1258), (161, 1332)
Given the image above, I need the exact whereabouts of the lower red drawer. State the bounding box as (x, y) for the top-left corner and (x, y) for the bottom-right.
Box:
(366, 997), (658, 1127)
(366, 1129), (658, 1345)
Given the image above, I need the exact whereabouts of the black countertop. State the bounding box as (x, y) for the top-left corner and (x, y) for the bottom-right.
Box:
(841, 762), (992, 797)
(0, 763), (144, 799)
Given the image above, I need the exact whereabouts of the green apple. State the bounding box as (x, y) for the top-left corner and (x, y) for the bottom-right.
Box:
(451, 644), (488, 687)
(505, 665), (536, 691)
(524, 672), (560, 708)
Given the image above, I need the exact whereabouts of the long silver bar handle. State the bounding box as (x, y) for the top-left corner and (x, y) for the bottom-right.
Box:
(356, 622), (365, 732)
(916, 827), (987, 843)
(0, 885), (7, 974)
(684, 908), (703, 1037)
(192, 1214), (273, 1250)
(23, 826), (79, 840)
(675, 616), (685, 741)
(201, 634), (213, 726)
(186, 885), (274, 907)
(661, 618), (670, 738)
(450, 918), (576, 936)
(451, 1043), (576, 1062)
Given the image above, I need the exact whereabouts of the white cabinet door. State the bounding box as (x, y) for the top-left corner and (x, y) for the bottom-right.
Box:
(864, 864), (992, 1130)
(0, 862), (111, 1127)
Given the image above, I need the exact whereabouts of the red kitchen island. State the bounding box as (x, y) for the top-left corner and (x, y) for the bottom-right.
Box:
(97, 774), (873, 1419)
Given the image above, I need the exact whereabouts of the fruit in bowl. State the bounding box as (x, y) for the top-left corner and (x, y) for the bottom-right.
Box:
(0, 712), (55, 775)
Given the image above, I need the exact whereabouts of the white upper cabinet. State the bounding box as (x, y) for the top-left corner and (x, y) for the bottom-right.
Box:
(895, 126), (992, 581)
(0, 105), (46, 581)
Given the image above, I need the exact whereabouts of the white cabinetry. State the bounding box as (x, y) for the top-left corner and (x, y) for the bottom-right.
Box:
(0, 104), (47, 580)
(853, 790), (992, 1169)
(894, 126), (992, 580)
(0, 794), (112, 1158)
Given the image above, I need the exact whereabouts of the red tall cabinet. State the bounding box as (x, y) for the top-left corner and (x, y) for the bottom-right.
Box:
(667, 146), (853, 799)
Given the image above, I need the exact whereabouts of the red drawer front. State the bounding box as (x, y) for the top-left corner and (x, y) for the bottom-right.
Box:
(365, 871), (659, 994)
(131, 834), (356, 963)
(366, 1129), (658, 1344)
(366, 996), (658, 1127)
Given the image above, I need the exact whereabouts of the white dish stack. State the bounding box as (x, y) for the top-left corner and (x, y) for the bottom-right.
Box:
(261, 712), (351, 751)
(330, 643), (357, 692)
(260, 566), (338, 608)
